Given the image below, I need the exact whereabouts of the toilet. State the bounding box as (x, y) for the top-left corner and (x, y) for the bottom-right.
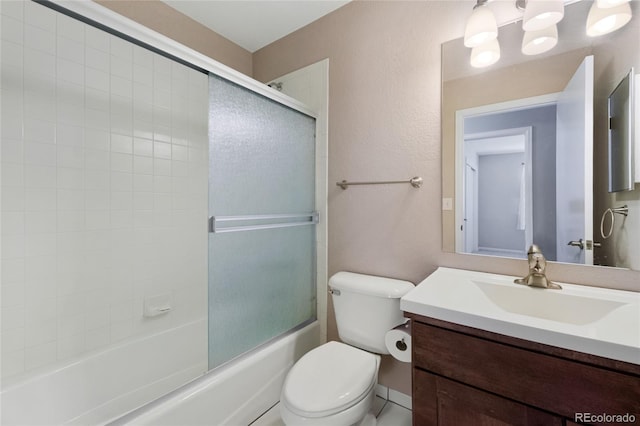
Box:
(280, 272), (415, 426)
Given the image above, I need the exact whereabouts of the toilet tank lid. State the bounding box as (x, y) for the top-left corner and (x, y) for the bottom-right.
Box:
(329, 272), (414, 298)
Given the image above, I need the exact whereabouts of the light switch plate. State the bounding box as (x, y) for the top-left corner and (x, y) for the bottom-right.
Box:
(442, 198), (453, 211)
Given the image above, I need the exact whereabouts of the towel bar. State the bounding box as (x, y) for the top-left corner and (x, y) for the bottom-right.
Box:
(337, 176), (423, 190)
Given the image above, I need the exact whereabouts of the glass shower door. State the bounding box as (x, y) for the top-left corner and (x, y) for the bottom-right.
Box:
(207, 75), (317, 369)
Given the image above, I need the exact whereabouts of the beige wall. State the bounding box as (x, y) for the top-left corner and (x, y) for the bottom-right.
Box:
(95, 0), (252, 76)
(252, 1), (640, 395)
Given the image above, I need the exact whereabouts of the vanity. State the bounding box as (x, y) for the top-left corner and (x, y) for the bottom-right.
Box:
(401, 268), (640, 426)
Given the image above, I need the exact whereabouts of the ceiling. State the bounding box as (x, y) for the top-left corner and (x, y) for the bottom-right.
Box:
(162, 0), (351, 53)
(160, 0), (587, 54)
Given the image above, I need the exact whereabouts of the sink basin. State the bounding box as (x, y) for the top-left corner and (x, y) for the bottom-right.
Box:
(472, 280), (627, 325)
(401, 267), (640, 365)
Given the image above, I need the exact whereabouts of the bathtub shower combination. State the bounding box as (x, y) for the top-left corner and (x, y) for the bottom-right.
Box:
(0, 1), (321, 424)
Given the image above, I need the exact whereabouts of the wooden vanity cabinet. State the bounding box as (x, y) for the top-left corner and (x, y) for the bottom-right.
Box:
(414, 369), (563, 426)
(407, 314), (640, 426)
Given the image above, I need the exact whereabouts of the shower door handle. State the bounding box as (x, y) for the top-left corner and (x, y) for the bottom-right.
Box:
(209, 212), (319, 233)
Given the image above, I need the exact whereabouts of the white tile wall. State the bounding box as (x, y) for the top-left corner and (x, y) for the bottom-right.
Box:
(0, 1), (208, 381)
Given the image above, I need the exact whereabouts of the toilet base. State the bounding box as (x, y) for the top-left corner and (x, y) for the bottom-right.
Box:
(280, 386), (376, 426)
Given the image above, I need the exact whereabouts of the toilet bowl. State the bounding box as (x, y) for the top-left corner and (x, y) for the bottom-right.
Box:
(280, 272), (414, 426)
(280, 341), (380, 426)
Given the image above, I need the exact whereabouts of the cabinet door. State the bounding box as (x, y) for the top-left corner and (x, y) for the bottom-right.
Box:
(413, 368), (438, 426)
(414, 369), (563, 426)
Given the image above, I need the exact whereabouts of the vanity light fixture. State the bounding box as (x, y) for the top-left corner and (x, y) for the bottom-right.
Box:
(522, 0), (565, 31)
(465, 0), (633, 67)
(470, 38), (501, 68)
(464, 0), (498, 48)
(586, 0), (632, 36)
(522, 24), (558, 55)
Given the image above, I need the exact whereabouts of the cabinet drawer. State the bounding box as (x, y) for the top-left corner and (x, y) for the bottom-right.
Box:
(413, 322), (640, 420)
(413, 369), (563, 426)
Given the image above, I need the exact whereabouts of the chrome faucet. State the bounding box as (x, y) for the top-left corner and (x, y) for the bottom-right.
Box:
(514, 245), (562, 290)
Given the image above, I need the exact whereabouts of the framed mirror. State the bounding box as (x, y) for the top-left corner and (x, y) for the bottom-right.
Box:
(442, 0), (640, 270)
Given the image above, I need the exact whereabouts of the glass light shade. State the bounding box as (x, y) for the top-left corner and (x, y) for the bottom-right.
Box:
(522, 24), (558, 55)
(464, 5), (498, 48)
(586, 1), (632, 36)
(596, 0), (630, 9)
(470, 38), (500, 68)
(523, 0), (565, 32)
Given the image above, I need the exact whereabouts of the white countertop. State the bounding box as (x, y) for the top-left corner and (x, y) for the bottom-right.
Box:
(401, 267), (640, 365)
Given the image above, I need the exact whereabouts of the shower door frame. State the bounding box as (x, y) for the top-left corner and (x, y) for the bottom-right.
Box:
(45, 1), (316, 119)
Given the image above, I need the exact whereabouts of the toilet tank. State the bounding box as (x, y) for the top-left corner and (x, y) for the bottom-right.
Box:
(329, 272), (415, 354)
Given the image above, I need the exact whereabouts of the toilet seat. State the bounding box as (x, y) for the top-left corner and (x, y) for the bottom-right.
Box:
(281, 341), (378, 418)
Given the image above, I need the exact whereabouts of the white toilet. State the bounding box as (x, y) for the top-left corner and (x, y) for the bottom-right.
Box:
(280, 272), (415, 426)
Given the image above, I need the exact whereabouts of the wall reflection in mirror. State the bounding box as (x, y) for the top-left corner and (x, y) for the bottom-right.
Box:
(442, 0), (640, 271)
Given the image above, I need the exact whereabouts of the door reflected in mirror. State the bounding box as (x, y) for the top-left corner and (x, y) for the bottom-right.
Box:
(441, 0), (640, 270)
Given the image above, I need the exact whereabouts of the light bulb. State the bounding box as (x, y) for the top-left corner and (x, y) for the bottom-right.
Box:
(596, 15), (618, 32)
(470, 38), (500, 68)
(536, 12), (552, 20)
(522, 25), (558, 55)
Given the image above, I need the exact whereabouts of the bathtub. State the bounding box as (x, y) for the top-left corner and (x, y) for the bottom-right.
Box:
(1, 319), (207, 425)
(111, 321), (320, 426)
(0, 320), (319, 425)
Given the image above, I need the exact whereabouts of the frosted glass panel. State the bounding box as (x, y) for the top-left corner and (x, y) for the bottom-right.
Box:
(208, 226), (316, 368)
(208, 74), (315, 216)
(207, 74), (317, 368)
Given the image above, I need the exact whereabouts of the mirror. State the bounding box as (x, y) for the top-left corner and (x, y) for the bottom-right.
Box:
(442, 0), (640, 270)
(608, 68), (636, 193)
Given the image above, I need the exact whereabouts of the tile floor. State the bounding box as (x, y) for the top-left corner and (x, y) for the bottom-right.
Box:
(251, 396), (412, 426)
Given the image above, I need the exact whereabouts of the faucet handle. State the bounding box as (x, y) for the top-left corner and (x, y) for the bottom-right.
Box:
(527, 244), (544, 256)
(515, 245), (562, 289)
(526, 245), (546, 272)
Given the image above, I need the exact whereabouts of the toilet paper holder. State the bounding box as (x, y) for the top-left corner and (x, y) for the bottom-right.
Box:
(385, 322), (412, 362)
(395, 338), (408, 352)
